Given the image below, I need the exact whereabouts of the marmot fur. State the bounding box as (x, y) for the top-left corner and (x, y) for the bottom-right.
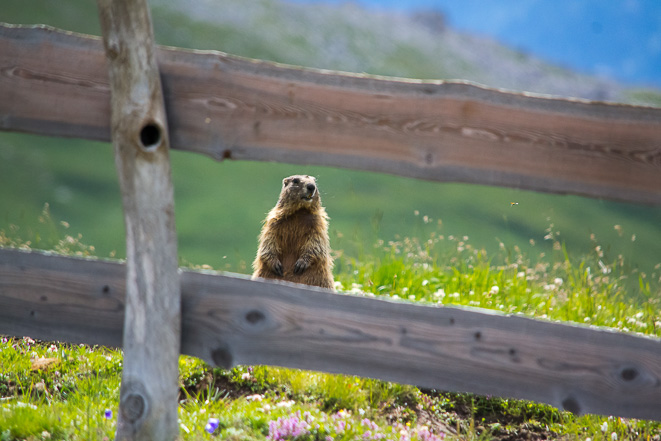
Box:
(252, 175), (334, 289)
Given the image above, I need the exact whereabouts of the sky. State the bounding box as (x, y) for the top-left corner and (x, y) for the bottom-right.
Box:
(290, 0), (661, 87)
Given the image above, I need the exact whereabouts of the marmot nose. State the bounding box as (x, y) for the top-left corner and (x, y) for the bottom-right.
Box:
(306, 183), (316, 193)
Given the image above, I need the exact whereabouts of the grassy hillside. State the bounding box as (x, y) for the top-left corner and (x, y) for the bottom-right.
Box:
(1, 0), (660, 287)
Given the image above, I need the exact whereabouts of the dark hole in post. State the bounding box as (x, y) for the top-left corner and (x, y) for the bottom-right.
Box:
(245, 310), (265, 325)
(621, 367), (638, 382)
(212, 346), (233, 369)
(139, 122), (162, 151)
(562, 396), (580, 415)
(122, 393), (146, 423)
(474, 331), (482, 341)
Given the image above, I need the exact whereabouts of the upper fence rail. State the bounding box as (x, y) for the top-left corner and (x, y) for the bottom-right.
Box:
(1, 23), (661, 204)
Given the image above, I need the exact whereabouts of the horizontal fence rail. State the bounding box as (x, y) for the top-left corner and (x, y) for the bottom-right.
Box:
(1, 24), (661, 204)
(1, 247), (660, 421)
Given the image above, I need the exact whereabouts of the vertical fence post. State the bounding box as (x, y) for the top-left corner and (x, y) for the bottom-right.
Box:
(96, 1), (180, 439)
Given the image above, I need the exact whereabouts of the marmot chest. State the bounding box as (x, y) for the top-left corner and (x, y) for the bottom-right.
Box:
(271, 210), (320, 250)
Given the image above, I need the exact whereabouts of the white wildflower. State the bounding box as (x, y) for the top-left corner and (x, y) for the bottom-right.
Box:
(276, 400), (295, 409)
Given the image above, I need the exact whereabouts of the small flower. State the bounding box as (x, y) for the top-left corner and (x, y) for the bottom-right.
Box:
(433, 289), (445, 299)
(205, 417), (220, 434)
(104, 409), (113, 419)
(241, 372), (251, 380)
(361, 418), (379, 432)
(267, 412), (311, 441)
(611, 432), (618, 441)
(275, 400), (295, 409)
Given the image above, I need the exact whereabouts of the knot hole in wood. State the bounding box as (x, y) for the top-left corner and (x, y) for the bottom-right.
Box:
(212, 344), (233, 369)
(245, 309), (266, 325)
(139, 121), (163, 152)
(119, 381), (149, 424)
(561, 396), (581, 415)
(122, 393), (146, 423)
(620, 367), (638, 382)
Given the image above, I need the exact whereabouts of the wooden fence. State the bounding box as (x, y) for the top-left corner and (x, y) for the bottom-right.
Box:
(2, 248), (661, 423)
(3, 24), (661, 204)
(1, 2), (661, 438)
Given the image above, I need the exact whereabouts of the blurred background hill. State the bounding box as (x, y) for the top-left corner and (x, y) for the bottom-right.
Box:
(1, 0), (660, 276)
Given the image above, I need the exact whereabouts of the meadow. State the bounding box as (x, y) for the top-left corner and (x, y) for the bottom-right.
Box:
(2, 1), (661, 439)
(1, 210), (660, 440)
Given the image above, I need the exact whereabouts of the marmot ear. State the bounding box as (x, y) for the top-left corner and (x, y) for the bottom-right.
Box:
(283, 177), (290, 186)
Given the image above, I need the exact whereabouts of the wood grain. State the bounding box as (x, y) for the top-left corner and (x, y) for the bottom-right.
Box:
(2, 248), (660, 421)
(96, 1), (181, 439)
(1, 24), (660, 204)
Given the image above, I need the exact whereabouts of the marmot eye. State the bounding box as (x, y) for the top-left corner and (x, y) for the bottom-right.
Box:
(292, 178), (300, 185)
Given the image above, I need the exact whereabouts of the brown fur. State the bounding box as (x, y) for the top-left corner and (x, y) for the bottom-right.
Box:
(252, 175), (334, 289)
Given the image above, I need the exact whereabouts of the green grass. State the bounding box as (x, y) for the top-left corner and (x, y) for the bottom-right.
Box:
(1, 214), (660, 440)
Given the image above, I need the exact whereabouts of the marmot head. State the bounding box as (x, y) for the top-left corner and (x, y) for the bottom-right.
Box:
(277, 175), (321, 213)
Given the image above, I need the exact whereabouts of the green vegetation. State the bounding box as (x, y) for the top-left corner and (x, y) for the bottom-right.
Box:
(2, 130), (661, 279)
(2, 0), (661, 274)
(2, 1), (661, 438)
(1, 211), (660, 440)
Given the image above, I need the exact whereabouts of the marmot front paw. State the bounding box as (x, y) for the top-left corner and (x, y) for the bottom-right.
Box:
(293, 258), (310, 274)
(271, 260), (284, 276)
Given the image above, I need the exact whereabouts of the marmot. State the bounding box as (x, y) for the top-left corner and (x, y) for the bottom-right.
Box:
(252, 175), (334, 289)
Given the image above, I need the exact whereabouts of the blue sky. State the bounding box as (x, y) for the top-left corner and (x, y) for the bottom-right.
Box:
(291, 0), (661, 87)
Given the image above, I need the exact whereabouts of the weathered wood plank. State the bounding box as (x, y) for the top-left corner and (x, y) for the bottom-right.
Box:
(2, 248), (660, 421)
(1, 24), (660, 204)
(96, 1), (181, 439)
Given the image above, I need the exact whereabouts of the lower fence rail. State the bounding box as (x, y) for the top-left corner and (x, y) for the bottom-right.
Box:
(1, 247), (660, 421)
